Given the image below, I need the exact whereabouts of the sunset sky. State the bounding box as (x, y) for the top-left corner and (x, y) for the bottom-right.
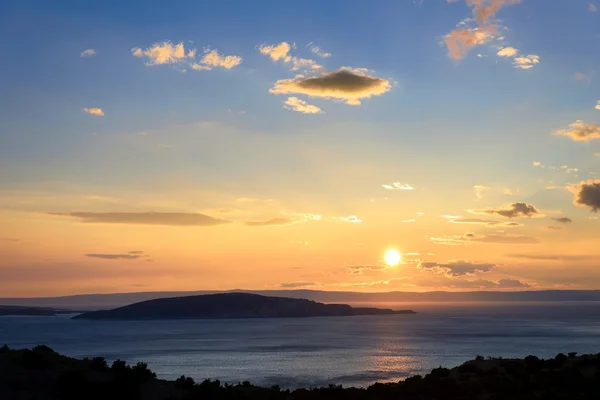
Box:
(1, 0), (600, 297)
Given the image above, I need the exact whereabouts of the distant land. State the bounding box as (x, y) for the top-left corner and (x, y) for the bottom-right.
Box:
(2, 289), (600, 311)
(0, 305), (76, 317)
(73, 293), (415, 320)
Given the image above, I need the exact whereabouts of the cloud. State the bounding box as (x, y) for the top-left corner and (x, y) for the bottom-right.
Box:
(556, 120), (600, 141)
(83, 108), (104, 116)
(85, 251), (147, 260)
(473, 185), (487, 199)
(283, 97), (322, 114)
(460, 0), (522, 25)
(259, 42), (292, 62)
(504, 253), (599, 261)
(573, 179), (600, 212)
(596, 101), (600, 110)
(444, 26), (496, 60)
(383, 182), (414, 190)
(430, 233), (540, 245)
(575, 72), (587, 80)
(347, 265), (386, 275)
(473, 202), (539, 218)
(340, 215), (362, 223)
(132, 41), (241, 71)
(419, 260), (495, 277)
(197, 49), (242, 70)
(590, 3), (598, 12)
(551, 217), (572, 224)
(49, 212), (230, 226)
(513, 55), (540, 70)
(279, 282), (317, 288)
(403, 219), (416, 223)
(306, 42), (331, 58)
(462, 278), (530, 289)
(269, 68), (391, 105)
(258, 42), (320, 71)
(449, 218), (521, 227)
(80, 49), (96, 57)
(544, 226), (562, 231)
(496, 47), (518, 57)
(245, 217), (295, 227)
(0, 237), (20, 242)
(131, 41), (188, 65)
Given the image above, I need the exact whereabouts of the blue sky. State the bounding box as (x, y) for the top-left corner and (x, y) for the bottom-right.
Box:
(0, 0), (599, 296)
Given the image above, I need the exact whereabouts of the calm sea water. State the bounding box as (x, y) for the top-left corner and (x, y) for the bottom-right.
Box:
(1, 302), (599, 388)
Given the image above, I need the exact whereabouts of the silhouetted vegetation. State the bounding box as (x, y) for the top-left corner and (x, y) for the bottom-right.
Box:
(2, 345), (600, 399)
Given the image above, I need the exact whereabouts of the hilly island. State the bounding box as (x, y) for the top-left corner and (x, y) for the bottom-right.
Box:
(72, 293), (415, 320)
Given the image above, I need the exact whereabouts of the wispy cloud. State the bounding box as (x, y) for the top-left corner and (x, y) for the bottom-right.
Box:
(347, 265), (386, 275)
(513, 55), (540, 70)
(245, 217), (295, 227)
(473, 185), (487, 199)
(270, 68), (391, 105)
(382, 182), (414, 190)
(259, 42), (320, 71)
(82, 108), (104, 116)
(306, 42), (331, 58)
(132, 41), (241, 71)
(85, 251), (149, 260)
(340, 215), (362, 223)
(49, 212), (230, 226)
(590, 3), (598, 12)
(449, 218), (521, 227)
(419, 260), (495, 277)
(551, 217), (572, 224)
(283, 97), (322, 114)
(445, 25), (496, 60)
(279, 282), (317, 288)
(556, 121), (600, 141)
(470, 202), (539, 218)
(430, 233), (540, 245)
(196, 49), (242, 70)
(80, 49), (96, 57)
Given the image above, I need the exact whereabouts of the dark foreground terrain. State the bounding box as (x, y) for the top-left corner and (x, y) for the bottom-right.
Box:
(1, 345), (600, 400)
(73, 292), (415, 320)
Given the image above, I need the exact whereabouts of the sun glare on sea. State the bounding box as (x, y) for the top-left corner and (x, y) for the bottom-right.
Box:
(384, 249), (401, 267)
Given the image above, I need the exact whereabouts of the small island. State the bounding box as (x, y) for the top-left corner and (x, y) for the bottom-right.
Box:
(72, 292), (415, 320)
(0, 305), (76, 317)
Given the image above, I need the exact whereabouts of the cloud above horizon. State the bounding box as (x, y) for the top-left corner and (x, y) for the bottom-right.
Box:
(82, 108), (104, 116)
(556, 121), (600, 141)
(80, 49), (96, 57)
(552, 217), (572, 224)
(449, 218), (521, 227)
(49, 212), (230, 226)
(259, 41), (320, 71)
(419, 260), (495, 277)
(269, 68), (391, 105)
(472, 202), (539, 218)
(430, 233), (540, 245)
(279, 281), (317, 288)
(283, 97), (322, 114)
(244, 217), (295, 227)
(132, 41), (241, 71)
(573, 180), (600, 212)
(85, 251), (149, 260)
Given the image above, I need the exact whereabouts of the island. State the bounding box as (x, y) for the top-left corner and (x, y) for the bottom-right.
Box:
(1, 345), (600, 399)
(0, 305), (77, 317)
(72, 292), (415, 320)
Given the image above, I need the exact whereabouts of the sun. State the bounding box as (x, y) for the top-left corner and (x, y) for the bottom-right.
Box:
(384, 249), (402, 267)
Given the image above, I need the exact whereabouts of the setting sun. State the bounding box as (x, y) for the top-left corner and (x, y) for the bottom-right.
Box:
(384, 249), (402, 267)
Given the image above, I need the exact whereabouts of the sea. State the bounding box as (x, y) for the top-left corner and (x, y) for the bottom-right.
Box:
(1, 302), (599, 389)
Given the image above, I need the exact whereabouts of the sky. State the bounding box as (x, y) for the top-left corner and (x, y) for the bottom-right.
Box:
(1, 0), (600, 297)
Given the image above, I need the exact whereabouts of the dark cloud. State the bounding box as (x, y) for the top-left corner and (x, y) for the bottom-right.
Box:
(49, 212), (230, 226)
(346, 265), (387, 275)
(245, 217), (294, 227)
(551, 217), (572, 224)
(477, 202), (539, 218)
(419, 260), (495, 277)
(545, 226), (562, 230)
(85, 253), (144, 260)
(279, 282), (317, 288)
(574, 180), (600, 212)
(269, 68), (391, 105)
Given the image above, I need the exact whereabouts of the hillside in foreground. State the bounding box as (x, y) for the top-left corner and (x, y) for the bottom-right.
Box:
(1, 345), (600, 400)
(73, 292), (415, 320)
